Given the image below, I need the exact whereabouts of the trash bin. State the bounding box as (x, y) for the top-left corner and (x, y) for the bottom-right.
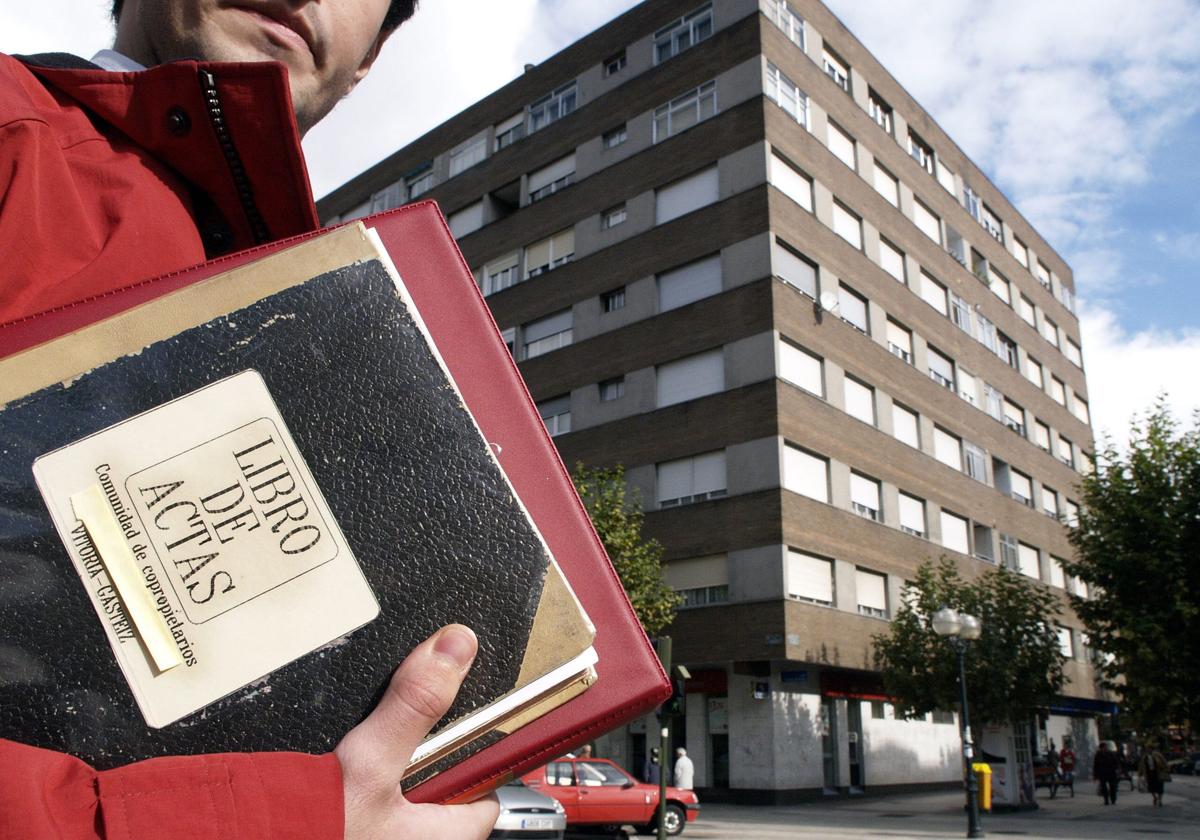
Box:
(972, 763), (992, 812)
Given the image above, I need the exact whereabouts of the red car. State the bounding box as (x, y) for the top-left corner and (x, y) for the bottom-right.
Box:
(520, 756), (700, 836)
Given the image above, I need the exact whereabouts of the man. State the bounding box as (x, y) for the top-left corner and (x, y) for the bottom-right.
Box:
(673, 747), (694, 790)
(1093, 740), (1121, 805)
(1, 2), (500, 838)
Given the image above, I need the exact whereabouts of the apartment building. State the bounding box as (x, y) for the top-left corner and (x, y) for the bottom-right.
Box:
(319, 0), (1103, 801)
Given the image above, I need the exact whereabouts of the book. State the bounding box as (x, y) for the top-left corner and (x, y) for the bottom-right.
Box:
(0, 203), (671, 803)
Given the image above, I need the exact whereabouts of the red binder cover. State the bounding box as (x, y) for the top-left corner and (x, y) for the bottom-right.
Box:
(0, 201), (671, 804)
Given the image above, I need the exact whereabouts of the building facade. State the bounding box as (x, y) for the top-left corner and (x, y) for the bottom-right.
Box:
(319, 0), (1101, 801)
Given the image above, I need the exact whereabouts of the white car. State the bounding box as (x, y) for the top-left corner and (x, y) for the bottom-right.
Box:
(490, 779), (567, 839)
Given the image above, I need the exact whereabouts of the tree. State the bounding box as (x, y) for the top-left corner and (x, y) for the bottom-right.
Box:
(1062, 399), (1200, 732)
(873, 558), (1066, 736)
(571, 463), (682, 637)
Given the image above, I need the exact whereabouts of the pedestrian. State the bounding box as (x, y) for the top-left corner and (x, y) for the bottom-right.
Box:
(644, 747), (662, 785)
(674, 747), (695, 790)
(1059, 737), (1077, 794)
(578, 744), (594, 759)
(1138, 741), (1170, 807)
(1093, 740), (1121, 805)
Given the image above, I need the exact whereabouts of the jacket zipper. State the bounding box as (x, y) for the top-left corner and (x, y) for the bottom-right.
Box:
(198, 69), (270, 245)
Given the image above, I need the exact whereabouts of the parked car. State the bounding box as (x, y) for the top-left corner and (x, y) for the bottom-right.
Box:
(490, 778), (566, 839)
(520, 756), (700, 836)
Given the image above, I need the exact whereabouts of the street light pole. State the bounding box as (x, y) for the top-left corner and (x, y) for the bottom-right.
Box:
(932, 607), (984, 839)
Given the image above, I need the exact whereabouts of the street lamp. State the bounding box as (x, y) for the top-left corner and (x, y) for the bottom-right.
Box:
(933, 606), (984, 838)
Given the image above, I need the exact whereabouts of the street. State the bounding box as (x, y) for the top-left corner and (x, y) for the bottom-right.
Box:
(570, 775), (1200, 839)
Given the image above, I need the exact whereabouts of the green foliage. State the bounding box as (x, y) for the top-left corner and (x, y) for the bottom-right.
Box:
(1062, 398), (1200, 731)
(571, 463), (682, 637)
(873, 558), (1065, 731)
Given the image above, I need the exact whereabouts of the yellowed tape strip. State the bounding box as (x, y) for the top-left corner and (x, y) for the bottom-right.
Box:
(71, 485), (184, 673)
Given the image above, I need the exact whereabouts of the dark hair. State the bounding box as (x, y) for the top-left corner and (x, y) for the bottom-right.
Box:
(112, 1), (419, 33)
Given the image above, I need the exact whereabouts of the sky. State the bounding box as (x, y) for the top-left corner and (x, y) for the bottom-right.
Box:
(5, 0), (1199, 447)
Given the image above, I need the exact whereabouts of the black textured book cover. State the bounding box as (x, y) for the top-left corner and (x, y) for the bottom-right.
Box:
(0, 259), (549, 771)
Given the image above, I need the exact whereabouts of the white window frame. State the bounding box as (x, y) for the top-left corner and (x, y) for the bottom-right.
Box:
(654, 3), (714, 64)
(765, 63), (808, 128)
(528, 81), (577, 133)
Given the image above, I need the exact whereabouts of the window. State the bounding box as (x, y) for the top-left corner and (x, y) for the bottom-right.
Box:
(1059, 284), (1076, 312)
(964, 441), (988, 483)
(1010, 469), (1033, 507)
(1053, 436), (1074, 469)
(602, 204), (627, 229)
(984, 384), (1004, 422)
(657, 450), (726, 507)
(525, 228), (575, 278)
(529, 81), (577, 132)
(655, 165), (718, 224)
(528, 154), (575, 203)
(523, 309), (573, 358)
(654, 3), (713, 64)
(679, 584), (729, 608)
(602, 125), (628, 148)
(850, 472), (881, 521)
(1065, 338), (1083, 368)
(899, 492), (926, 537)
(987, 266), (1011, 303)
(931, 710), (956, 725)
(1057, 626), (1074, 658)
(868, 89), (894, 135)
(1064, 500), (1080, 527)
(448, 201), (484, 238)
(992, 456), (1012, 495)
(927, 346), (955, 390)
(1042, 486), (1059, 519)
(448, 134), (487, 177)
(997, 332), (1019, 368)
(950, 293), (973, 334)
(887, 320), (912, 363)
(766, 0), (805, 48)
(369, 182), (404, 213)
(827, 121), (856, 169)
(667, 556), (730, 605)
(856, 569), (888, 618)
(832, 202), (862, 249)
(973, 524), (994, 562)
(976, 313), (999, 354)
(981, 204), (1003, 243)
(838, 284), (868, 332)
(879, 238), (905, 282)
(933, 427), (962, 471)
(1011, 235), (1029, 268)
(784, 445), (829, 502)
(920, 271), (949, 315)
(1034, 420), (1051, 450)
(1035, 260), (1052, 288)
(1017, 295), (1036, 327)
(659, 254), (722, 311)
(822, 48), (851, 93)
(601, 287), (626, 312)
(654, 81), (717, 142)
(537, 395), (571, 436)
(871, 700), (887, 719)
(945, 225), (967, 266)
(1072, 395), (1090, 425)
(844, 377), (875, 426)
(779, 340), (823, 395)
(500, 326), (515, 356)
(913, 198), (941, 244)
(1023, 356), (1044, 388)
(892, 403), (919, 448)
(1048, 375), (1067, 406)
(787, 549), (833, 605)
(769, 152), (813, 211)
(546, 761), (575, 786)
(773, 239), (817, 297)
(1040, 315), (1059, 347)
(406, 168), (434, 200)
(940, 510), (970, 554)
(963, 184), (983, 223)
(494, 112), (525, 151)
(1003, 398), (1025, 436)
(991, 533), (1016, 571)
(765, 64), (808, 127)
(1049, 556), (1067, 589)
(656, 349), (724, 407)
(603, 50), (626, 77)
(1017, 542), (1040, 579)
(480, 251), (520, 296)
(599, 376), (625, 402)
(936, 159), (956, 194)
(873, 164), (900, 207)
(907, 129), (935, 175)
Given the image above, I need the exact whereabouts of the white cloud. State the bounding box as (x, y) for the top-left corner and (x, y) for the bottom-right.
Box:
(1079, 304), (1200, 445)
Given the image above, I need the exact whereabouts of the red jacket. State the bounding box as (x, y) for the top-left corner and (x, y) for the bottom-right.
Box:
(0, 53), (340, 839)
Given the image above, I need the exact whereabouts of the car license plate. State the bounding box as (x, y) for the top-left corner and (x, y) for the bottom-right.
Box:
(522, 818), (554, 829)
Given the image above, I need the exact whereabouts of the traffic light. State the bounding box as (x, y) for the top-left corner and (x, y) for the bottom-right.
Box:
(658, 676), (685, 719)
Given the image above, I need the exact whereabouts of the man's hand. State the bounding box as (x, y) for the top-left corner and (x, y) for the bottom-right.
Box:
(334, 625), (499, 839)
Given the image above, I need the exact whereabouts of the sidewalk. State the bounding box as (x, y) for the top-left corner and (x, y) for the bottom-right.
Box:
(671, 775), (1200, 839)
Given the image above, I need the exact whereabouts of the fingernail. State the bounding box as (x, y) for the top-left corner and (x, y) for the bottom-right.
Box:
(433, 625), (477, 670)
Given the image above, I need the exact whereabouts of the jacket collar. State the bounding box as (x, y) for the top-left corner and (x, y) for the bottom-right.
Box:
(21, 56), (319, 251)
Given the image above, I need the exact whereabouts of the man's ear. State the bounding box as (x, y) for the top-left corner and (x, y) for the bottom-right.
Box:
(347, 29), (390, 94)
